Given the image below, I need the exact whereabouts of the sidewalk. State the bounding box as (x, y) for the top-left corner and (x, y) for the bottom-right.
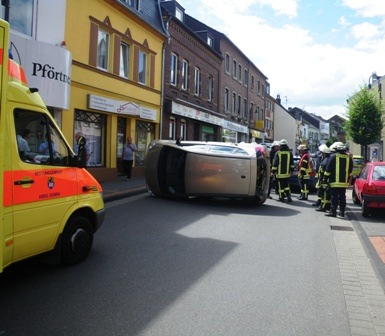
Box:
(101, 176), (147, 202)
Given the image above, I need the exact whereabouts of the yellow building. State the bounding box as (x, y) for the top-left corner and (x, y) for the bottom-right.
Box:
(64, 0), (168, 181)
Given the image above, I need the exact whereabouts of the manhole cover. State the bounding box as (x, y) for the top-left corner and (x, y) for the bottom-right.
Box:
(330, 225), (354, 231)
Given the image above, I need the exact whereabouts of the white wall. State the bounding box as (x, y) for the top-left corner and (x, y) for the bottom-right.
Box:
(274, 103), (296, 151)
(36, 0), (66, 44)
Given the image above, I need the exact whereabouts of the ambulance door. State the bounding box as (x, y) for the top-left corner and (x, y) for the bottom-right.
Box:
(11, 109), (77, 262)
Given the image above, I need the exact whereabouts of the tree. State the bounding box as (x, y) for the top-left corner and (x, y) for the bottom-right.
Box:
(345, 85), (384, 160)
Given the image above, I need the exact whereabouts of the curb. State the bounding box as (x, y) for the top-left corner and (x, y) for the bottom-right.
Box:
(103, 187), (147, 203)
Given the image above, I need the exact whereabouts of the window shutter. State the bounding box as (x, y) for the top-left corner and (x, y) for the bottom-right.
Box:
(89, 22), (98, 67)
(113, 35), (121, 76)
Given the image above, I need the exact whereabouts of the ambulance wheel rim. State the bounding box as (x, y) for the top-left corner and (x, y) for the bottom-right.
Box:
(70, 228), (91, 254)
(61, 216), (93, 265)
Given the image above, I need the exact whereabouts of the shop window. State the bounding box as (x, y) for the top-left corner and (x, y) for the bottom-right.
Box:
(169, 117), (175, 139)
(74, 110), (106, 167)
(136, 121), (155, 166)
(180, 120), (186, 140)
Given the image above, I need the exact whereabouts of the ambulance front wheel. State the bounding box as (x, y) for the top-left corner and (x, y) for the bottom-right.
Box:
(61, 216), (94, 265)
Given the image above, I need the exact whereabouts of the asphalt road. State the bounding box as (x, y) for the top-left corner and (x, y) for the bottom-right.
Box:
(0, 192), (384, 335)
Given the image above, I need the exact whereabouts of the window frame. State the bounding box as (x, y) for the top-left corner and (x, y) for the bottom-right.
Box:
(224, 88), (229, 112)
(194, 67), (201, 96)
(207, 75), (213, 102)
(138, 51), (147, 85)
(181, 59), (188, 90)
(170, 53), (178, 86)
(119, 42), (130, 78)
(97, 29), (110, 71)
(225, 53), (230, 74)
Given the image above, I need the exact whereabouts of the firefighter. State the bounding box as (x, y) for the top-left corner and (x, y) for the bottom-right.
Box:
(314, 144), (331, 212)
(297, 144), (313, 200)
(323, 142), (353, 218)
(272, 139), (294, 202)
(267, 141), (280, 199)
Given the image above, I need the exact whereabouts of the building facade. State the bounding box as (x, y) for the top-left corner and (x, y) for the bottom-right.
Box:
(179, 8), (272, 144)
(5, 0), (71, 147)
(161, 1), (223, 141)
(64, 0), (168, 181)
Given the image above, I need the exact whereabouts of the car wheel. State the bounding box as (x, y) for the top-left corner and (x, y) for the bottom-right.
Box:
(61, 216), (94, 265)
(352, 188), (360, 205)
(361, 198), (370, 218)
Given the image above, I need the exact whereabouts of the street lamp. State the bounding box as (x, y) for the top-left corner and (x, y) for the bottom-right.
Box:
(368, 72), (383, 99)
(368, 72), (380, 89)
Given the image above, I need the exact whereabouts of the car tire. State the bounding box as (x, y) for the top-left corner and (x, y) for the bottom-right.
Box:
(61, 216), (94, 265)
(352, 188), (360, 205)
(361, 198), (370, 218)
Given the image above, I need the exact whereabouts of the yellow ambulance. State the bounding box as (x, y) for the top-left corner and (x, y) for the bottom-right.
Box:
(0, 20), (105, 273)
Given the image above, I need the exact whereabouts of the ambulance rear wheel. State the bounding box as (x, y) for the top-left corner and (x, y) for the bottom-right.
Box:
(61, 216), (93, 265)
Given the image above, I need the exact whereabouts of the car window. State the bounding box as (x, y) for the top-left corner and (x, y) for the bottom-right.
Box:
(359, 165), (369, 180)
(232, 148), (249, 156)
(209, 145), (235, 154)
(353, 158), (364, 165)
(372, 166), (385, 180)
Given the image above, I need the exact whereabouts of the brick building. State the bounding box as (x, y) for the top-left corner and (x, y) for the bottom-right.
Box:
(185, 14), (272, 143)
(161, 1), (223, 141)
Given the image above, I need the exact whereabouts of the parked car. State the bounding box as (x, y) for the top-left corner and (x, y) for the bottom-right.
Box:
(145, 140), (270, 205)
(352, 162), (385, 217)
(288, 155), (317, 191)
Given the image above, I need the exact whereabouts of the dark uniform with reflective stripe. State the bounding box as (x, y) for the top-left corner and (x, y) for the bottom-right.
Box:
(272, 144), (294, 202)
(324, 149), (353, 217)
(298, 150), (312, 200)
(315, 153), (331, 211)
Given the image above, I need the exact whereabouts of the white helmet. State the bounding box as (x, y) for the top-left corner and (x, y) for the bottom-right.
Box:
(318, 144), (331, 154)
(272, 140), (280, 147)
(279, 139), (288, 146)
(297, 144), (309, 151)
(330, 141), (344, 152)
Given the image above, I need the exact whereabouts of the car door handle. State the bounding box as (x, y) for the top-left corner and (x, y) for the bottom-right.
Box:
(241, 175), (246, 178)
(14, 179), (35, 185)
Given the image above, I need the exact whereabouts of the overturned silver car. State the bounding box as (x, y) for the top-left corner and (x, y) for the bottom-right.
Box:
(145, 140), (270, 205)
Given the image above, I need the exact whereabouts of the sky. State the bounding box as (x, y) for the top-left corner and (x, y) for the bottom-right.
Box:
(178, 0), (385, 119)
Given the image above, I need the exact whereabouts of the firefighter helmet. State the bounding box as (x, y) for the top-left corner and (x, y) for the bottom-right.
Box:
(318, 144), (331, 154)
(279, 139), (288, 146)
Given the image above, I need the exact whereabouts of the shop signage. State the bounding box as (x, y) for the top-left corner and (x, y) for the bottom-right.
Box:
(87, 94), (157, 121)
(172, 101), (222, 126)
(172, 101), (248, 134)
(10, 32), (72, 109)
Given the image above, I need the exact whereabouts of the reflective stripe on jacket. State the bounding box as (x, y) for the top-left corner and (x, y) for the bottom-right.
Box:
(324, 152), (353, 188)
(298, 152), (313, 180)
(272, 149), (294, 178)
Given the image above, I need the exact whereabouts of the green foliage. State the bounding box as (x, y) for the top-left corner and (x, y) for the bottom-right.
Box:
(345, 86), (384, 146)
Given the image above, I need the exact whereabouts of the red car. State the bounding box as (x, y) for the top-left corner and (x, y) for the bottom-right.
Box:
(352, 162), (385, 217)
